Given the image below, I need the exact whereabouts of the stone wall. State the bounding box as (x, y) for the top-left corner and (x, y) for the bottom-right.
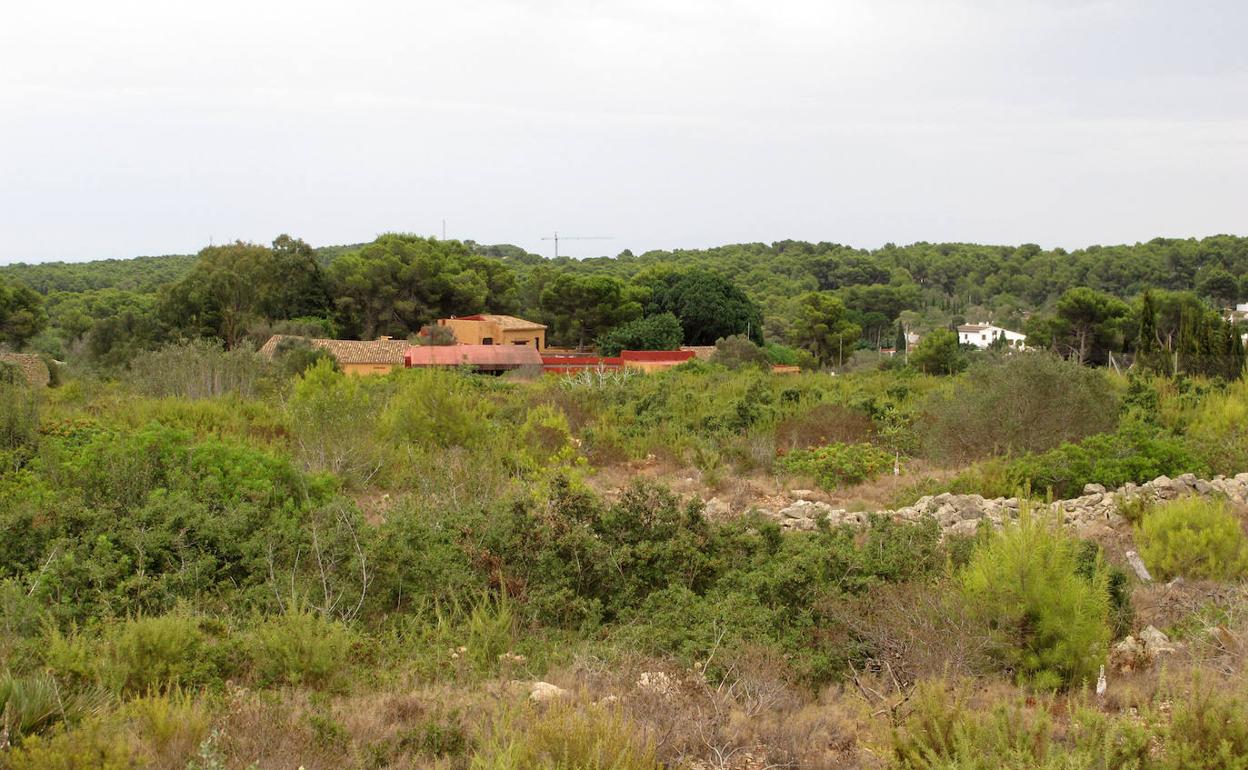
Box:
(742, 473), (1248, 535)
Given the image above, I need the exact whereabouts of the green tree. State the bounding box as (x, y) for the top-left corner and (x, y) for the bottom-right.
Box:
(266, 234), (333, 320)
(597, 313), (683, 356)
(161, 241), (274, 348)
(540, 273), (643, 348)
(787, 292), (861, 367)
(1054, 287), (1130, 365)
(328, 234), (515, 339)
(1196, 267), (1239, 308)
(961, 514), (1110, 690)
(647, 270), (763, 345)
(909, 328), (964, 375)
(0, 277), (47, 349)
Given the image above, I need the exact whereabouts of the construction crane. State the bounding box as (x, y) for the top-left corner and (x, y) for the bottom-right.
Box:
(541, 231), (613, 259)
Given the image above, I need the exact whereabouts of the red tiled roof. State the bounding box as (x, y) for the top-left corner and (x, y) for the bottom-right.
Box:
(405, 344), (542, 368)
(619, 350), (696, 363)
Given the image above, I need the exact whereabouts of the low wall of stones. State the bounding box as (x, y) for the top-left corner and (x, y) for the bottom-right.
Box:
(756, 472), (1248, 535)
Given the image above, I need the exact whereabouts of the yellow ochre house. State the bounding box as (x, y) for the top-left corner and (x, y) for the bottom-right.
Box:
(437, 314), (546, 349)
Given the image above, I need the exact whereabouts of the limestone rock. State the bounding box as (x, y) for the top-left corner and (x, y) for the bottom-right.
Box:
(529, 681), (569, 703)
(1139, 625), (1175, 656)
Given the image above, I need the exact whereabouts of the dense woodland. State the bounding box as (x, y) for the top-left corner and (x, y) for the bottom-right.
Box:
(1, 236), (1248, 768)
(2, 233), (1246, 375)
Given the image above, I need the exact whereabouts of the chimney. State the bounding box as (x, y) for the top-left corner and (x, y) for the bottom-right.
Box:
(378, 335), (392, 341)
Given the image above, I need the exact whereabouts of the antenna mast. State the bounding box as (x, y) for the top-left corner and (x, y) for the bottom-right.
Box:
(540, 231), (613, 259)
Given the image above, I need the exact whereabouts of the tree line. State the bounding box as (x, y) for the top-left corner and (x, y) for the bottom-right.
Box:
(1, 233), (1246, 373)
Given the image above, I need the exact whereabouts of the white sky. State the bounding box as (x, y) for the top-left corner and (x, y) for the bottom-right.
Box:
(2, 0), (1246, 263)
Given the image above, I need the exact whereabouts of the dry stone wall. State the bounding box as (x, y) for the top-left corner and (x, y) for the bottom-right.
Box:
(711, 473), (1248, 536)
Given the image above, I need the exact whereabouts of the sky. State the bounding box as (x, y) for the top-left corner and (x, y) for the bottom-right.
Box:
(2, 0), (1247, 264)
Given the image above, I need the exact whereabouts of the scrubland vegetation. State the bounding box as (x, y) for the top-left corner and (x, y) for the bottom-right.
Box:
(1, 337), (1247, 768)
(1, 233), (1247, 766)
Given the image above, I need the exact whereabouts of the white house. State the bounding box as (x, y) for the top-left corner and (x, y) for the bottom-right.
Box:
(957, 323), (1027, 350)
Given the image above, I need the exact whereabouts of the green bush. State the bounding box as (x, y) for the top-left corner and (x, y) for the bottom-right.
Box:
(1136, 498), (1248, 581)
(0, 671), (78, 741)
(473, 705), (662, 770)
(959, 513), (1111, 690)
(921, 353), (1118, 464)
(891, 681), (1151, 769)
(1003, 422), (1208, 499)
(597, 313), (683, 357)
(0, 379), (38, 458)
(1161, 683), (1248, 770)
(709, 334), (769, 370)
(778, 442), (894, 491)
(106, 614), (215, 693)
(247, 609), (351, 687)
(45, 614), (218, 694)
(1186, 379), (1248, 476)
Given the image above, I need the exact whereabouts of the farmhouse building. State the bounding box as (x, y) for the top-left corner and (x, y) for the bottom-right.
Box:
(0, 352), (50, 387)
(957, 323), (1026, 350)
(259, 335), (408, 376)
(437, 314), (546, 349)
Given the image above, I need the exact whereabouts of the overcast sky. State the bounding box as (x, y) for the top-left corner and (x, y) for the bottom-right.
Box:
(2, 0), (1246, 264)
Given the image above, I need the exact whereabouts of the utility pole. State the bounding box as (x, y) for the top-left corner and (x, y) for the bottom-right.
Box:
(541, 231), (613, 259)
(441, 219), (446, 240)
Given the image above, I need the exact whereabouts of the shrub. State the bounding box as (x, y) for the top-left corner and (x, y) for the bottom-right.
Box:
(124, 691), (212, 765)
(474, 705), (662, 770)
(381, 367), (495, 450)
(45, 614), (218, 695)
(0, 671), (75, 741)
(921, 353), (1118, 464)
(709, 334), (769, 370)
(774, 402), (874, 451)
(1003, 422), (1208, 499)
(247, 609), (351, 687)
(1161, 682), (1248, 770)
(272, 337), (339, 378)
(127, 339), (268, 399)
(105, 614), (215, 694)
(4, 720), (136, 770)
(0, 378), (38, 458)
(1136, 498), (1248, 581)
(597, 313), (683, 357)
(1186, 379), (1248, 476)
(288, 358), (387, 482)
(959, 513), (1111, 690)
(891, 681), (1151, 769)
(778, 442), (894, 491)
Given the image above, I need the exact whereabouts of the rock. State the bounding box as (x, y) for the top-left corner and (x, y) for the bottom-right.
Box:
(789, 489), (819, 501)
(1124, 550), (1153, 583)
(529, 682), (569, 703)
(1139, 626), (1175, 655)
(1110, 635), (1149, 673)
(1083, 483), (1107, 495)
(636, 671), (677, 698)
(703, 497), (730, 518)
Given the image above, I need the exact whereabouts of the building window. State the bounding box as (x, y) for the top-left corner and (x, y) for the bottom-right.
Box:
(482, 337), (493, 345)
